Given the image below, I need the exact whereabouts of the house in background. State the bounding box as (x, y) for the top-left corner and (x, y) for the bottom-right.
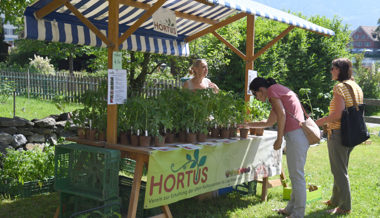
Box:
(350, 26), (380, 53)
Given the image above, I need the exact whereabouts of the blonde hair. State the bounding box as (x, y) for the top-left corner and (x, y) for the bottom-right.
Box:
(189, 59), (206, 75)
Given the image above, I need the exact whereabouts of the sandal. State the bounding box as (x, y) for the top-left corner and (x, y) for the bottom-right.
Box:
(327, 207), (351, 215)
(272, 208), (290, 216)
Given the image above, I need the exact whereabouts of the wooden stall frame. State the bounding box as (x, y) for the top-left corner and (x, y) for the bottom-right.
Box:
(33, 1), (333, 217)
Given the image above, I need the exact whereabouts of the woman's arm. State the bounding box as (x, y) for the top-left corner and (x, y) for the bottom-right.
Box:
(270, 97), (285, 150)
(315, 92), (345, 127)
(208, 81), (219, 93)
(242, 110), (277, 128)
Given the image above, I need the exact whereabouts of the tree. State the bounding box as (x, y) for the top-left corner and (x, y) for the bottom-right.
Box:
(376, 18), (380, 38)
(0, 0), (34, 26)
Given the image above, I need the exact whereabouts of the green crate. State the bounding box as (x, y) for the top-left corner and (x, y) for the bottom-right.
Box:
(55, 143), (120, 201)
(60, 192), (121, 218)
(0, 177), (54, 199)
(119, 176), (161, 218)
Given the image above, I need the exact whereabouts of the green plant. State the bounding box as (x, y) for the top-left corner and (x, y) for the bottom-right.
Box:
(29, 54), (55, 75)
(248, 98), (270, 121)
(0, 78), (15, 104)
(0, 146), (55, 186)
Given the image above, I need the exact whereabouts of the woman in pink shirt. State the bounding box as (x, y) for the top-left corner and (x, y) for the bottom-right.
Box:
(242, 77), (309, 218)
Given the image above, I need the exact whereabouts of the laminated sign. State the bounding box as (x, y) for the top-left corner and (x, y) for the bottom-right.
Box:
(152, 8), (177, 37)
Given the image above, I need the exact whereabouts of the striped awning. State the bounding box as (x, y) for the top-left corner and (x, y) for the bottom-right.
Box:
(24, 0), (335, 57)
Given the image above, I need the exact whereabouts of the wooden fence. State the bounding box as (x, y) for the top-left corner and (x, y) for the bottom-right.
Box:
(0, 71), (182, 102)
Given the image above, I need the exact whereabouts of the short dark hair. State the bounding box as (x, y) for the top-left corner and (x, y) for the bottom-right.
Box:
(332, 58), (353, 82)
(249, 77), (277, 92)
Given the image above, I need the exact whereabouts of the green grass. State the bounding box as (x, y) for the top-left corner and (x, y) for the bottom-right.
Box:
(1, 131), (379, 218)
(0, 96), (83, 120)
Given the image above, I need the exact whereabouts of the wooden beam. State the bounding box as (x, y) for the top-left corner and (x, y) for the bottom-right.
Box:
(185, 13), (247, 42)
(244, 14), (255, 103)
(127, 154), (145, 218)
(119, 0), (217, 25)
(35, 0), (67, 19)
(118, 0), (166, 47)
(212, 31), (246, 60)
(249, 26), (295, 62)
(64, 2), (111, 46)
(106, 0), (120, 145)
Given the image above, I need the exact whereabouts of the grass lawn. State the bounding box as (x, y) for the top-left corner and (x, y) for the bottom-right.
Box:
(0, 96), (82, 120)
(1, 130), (379, 217)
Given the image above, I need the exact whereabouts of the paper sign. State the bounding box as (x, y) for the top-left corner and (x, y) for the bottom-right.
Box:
(108, 69), (127, 104)
(247, 70), (257, 95)
(112, 52), (122, 70)
(152, 8), (177, 36)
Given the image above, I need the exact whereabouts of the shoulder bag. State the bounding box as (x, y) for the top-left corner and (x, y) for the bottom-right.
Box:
(286, 103), (321, 145)
(340, 83), (370, 147)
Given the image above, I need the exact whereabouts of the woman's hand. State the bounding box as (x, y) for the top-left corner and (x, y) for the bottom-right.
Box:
(209, 82), (219, 93)
(273, 137), (283, 150)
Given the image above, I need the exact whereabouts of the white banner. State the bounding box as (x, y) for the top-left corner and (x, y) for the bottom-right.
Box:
(247, 70), (257, 95)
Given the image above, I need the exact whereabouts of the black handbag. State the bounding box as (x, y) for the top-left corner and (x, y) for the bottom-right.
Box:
(340, 83), (370, 147)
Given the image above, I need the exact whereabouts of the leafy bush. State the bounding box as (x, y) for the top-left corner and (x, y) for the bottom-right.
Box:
(0, 146), (55, 186)
(0, 78), (15, 104)
(29, 54), (55, 75)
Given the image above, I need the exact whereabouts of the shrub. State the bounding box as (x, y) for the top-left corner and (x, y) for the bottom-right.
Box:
(29, 54), (55, 75)
(0, 146), (55, 186)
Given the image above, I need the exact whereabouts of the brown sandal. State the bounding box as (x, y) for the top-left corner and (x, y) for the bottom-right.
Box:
(327, 207), (351, 215)
(272, 208), (290, 216)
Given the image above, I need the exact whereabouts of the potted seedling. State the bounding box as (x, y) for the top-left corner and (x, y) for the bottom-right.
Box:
(236, 100), (251, 139)
(72, 108), (88, 139)
(249, 98), (270, 136)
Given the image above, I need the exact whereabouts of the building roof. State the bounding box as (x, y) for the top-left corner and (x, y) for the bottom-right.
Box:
(353, 26), (379, 42)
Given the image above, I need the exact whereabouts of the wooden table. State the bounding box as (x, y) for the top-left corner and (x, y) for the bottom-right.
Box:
(62, 133), (286, 218)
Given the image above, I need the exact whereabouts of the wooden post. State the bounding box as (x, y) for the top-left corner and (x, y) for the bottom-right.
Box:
(106, 0), (119, 144)
(244, 15), (255, 103)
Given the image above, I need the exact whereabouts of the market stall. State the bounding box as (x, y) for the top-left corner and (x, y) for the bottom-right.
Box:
(23, 0), (335, 217)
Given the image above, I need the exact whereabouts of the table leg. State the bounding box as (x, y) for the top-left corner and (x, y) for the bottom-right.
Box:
(161, 205), (173, 218)
(127, 154), (144, 218)
(261, 177), (268, 201)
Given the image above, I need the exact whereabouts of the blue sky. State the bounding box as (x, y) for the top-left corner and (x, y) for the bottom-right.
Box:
(253, 0), (380, 30)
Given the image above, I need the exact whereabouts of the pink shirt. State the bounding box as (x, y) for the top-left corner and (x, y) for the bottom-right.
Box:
(267, 84), (304, 133)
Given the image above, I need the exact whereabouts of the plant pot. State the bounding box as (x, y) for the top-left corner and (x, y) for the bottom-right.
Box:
(86, 129), (96, 140)
(239, 128), (249, 139)
(197, 132), (207, 142)
(165, 133), (175, 143)
(120, 132), (129, 145)
(98, 131), (106, 141)
(220, 128), (230, 139)
(154, 135), (166, 147)
(211, 128), (220, 138)
(255, 128), (264, 136)
(186, 132), (197, 143)
(130, 135), (139, 146)
(139, 136), (151, 147)
(77, 128), (86, 139)
(230, 127), (237, 137)
(178, 131), (187, 142)
(249, 128), (256, 135)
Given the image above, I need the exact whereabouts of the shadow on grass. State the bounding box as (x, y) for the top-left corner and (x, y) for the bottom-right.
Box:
(169, 192), (264, 218)
(0, 192), (59, 218)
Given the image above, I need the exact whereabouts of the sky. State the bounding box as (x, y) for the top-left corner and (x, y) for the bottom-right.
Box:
(253, 0), (380, 30)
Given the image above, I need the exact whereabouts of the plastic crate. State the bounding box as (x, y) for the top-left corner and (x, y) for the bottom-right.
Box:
(59, 192), (120, 218)
(0, 177), (54, 198)
(119, 176), (161, 217)
(55, 143), (120, 201)
(233, 181), (257, 195)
